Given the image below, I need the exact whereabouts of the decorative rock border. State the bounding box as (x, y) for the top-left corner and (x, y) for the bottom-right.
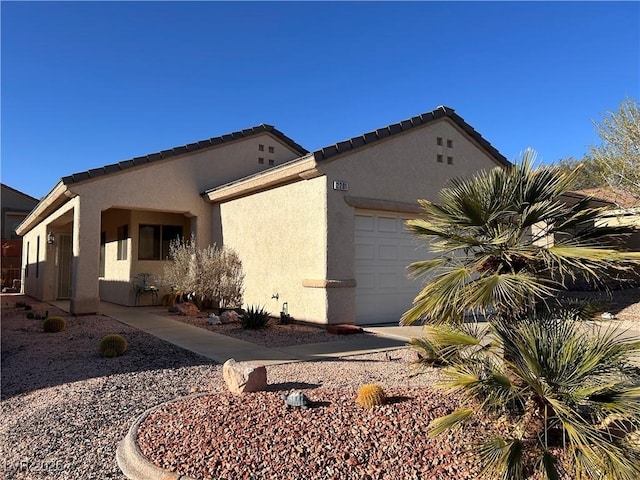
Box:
(116, 394), (205, 480)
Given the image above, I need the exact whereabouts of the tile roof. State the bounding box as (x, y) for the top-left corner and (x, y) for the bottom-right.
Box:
(311, 105), (510, 167)
(572, 187), (640, 209)
(0, 183), (40, 202)
(61, 124), (309, 185)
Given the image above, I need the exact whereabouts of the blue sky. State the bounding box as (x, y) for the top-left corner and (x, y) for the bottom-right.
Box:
(2, 1), (638, 199)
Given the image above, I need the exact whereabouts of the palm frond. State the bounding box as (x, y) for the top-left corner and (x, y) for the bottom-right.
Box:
(538, 450), (561, 480)
(478, 437), (525, 480)
(427, 408), (474, 437)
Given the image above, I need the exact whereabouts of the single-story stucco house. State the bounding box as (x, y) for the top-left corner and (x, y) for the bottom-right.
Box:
(16, 106), (511, 325)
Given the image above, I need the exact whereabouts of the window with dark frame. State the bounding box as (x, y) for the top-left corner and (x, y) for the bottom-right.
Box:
(268, 159), (274, 166)
(447, 156), (453, 165)
(258, 157), (265, 164)
(258, 144), (264, 151)
(447, 139), (453, 148)
(268, 146), (274, 153)
(437, 137), (443, 146)
(117, 225), (128, 261)
(138, 224), (183, 260)
(437, 154), (443, 163)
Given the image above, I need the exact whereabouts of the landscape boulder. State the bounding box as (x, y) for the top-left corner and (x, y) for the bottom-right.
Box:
(169, 302), (200, 316)
(219, 310), (241, 324)
(222, 358), (267, 394)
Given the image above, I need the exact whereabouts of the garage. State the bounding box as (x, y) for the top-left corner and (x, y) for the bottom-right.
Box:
(354, 211), (431, 325)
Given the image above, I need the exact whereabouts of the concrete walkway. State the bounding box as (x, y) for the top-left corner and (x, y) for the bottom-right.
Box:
(50, 301), (420, 365)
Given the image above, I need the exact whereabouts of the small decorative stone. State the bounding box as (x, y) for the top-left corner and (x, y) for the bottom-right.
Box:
(601, 312), (617, 319)
(281, 391), (310, 409)
(222, 358), (267, 394)
(209, 314), (221, 325)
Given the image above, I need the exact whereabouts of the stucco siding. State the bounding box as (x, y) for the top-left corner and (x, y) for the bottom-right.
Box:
(320, 118), (501, 204)
(69, 133), (300, 249)
(219, 176), (328, 323)
(318, 119), (506, 323)
(321, 118), (501, 274)
(20, 199), (76, 301)
(99, 209), (192, 305)
(21, 224), (48, 300)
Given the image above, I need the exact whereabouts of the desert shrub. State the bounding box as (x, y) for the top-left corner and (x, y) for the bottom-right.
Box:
(42, 316), (66, 333)
(99, 334), (128, 357)
(162, 236), (244, 309)
(356, 384), (386, 408)
(241, 305), (270, 329)
(427, 314), (640, 479)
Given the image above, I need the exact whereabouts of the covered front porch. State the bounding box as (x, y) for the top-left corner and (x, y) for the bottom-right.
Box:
(41, 203), (197, 314)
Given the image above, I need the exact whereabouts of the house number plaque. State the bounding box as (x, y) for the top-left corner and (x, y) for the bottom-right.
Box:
(333, 181), (349, 191)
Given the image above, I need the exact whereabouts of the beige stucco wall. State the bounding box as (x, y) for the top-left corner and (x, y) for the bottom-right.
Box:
(69, 133), (301, 249)
(99, 209), (193, 305)
(214, 118), (506, 324)
(21, 223), (48, 300)
(219, 176), (329, 323)
(18, 133), (303, 312)
(21, 199), (76, 301)
(317, 118), (505, 323)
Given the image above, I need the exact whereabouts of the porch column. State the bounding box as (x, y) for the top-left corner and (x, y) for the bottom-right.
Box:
(70, 196), (101, 314)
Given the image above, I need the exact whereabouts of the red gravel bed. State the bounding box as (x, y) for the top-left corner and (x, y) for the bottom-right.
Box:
(137, 388), (496, 480)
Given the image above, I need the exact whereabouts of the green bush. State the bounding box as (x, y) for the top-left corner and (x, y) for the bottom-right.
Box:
(99, 334), (128, 357)
(42, 316), (66, 333)
(241, 305), (270, 329)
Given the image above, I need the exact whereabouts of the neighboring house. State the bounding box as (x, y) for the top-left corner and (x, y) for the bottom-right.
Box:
(16, 106), (509, 324)
(1, 184), (39, 291)
(573, 187), (640, 251)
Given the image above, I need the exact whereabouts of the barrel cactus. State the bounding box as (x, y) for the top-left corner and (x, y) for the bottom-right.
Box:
(356, 383), (386, 408)
(99, 334), (128, 358)
(42, 316), (66, 333)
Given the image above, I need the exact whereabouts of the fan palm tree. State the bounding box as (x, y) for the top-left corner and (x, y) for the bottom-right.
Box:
(401, 150), (639, 326)
(424, 312), (640, 480)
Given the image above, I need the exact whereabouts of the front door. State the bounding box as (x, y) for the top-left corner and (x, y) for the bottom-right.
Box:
(56, 233), (73, 299)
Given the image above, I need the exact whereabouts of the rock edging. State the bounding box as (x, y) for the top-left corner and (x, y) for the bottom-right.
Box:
(116, 394), (206, 480)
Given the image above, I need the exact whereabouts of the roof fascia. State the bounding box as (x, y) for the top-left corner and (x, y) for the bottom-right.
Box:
(15, 182), (75, 236)
(204, 154), (320, 203)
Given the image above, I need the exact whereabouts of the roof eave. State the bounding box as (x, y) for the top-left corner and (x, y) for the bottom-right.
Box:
(204, 155), (320, 203)
(15, 181), (75, 236)
(311, 105), (511, 168)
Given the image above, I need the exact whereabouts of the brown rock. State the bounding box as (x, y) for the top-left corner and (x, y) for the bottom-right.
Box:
(171, 302), (200, 316)
(326, 324), (363, 335)
(222, 358), (267, 394)
(219, 310), (240, 324)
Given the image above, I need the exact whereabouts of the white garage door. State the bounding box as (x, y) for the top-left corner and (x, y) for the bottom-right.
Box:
(354, 212), (430, 325)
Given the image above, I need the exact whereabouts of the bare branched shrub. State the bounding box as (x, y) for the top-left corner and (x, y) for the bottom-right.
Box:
(163, 236), (244, 308)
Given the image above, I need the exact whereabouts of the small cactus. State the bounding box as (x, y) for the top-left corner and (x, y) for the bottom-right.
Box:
(356, 384), (386, 408)
(42, 316), (66, 333)
(99, 334), (128, 358)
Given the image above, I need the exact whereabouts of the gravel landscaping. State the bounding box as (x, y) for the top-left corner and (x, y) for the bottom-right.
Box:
(2, 291), (638, 480)
(165, 310), (342, 348)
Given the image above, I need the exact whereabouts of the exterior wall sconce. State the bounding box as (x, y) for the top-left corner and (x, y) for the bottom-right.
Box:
(47, 232), (55, 244)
